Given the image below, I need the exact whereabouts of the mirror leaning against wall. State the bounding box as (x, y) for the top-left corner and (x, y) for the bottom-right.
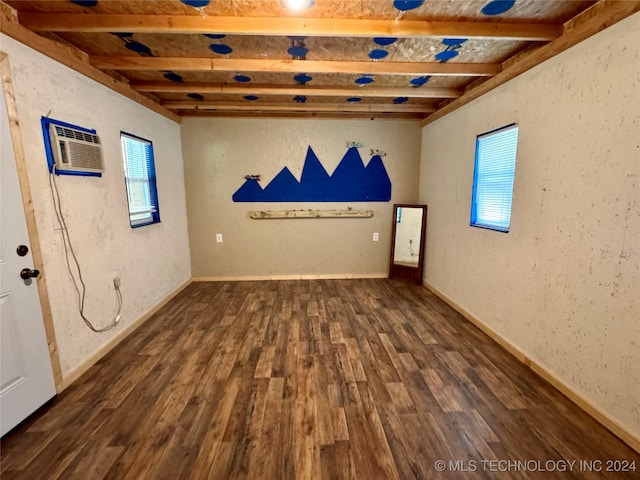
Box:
(389, 204), (428, 284)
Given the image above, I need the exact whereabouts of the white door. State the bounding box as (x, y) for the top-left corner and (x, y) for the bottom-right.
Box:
(1, 68), (56, 437)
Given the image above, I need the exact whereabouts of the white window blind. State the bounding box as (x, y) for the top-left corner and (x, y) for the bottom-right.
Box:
(121, 133), (160, 227)
(470, 124), (518, 232)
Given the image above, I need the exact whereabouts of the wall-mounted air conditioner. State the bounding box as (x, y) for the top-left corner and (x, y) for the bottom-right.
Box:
(49, 123), (104, 174)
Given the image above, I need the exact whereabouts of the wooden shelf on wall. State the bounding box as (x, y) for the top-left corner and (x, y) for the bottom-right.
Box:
(249, 209), (373, 219)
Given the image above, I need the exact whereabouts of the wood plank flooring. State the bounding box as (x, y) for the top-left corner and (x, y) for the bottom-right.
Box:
(2, 279), (638, 479)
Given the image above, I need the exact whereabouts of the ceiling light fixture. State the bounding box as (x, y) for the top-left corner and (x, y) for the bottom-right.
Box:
(281, 0), (314, 12)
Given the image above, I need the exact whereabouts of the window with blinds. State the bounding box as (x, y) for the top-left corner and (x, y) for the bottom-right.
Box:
(470, 123), (519, 233)
(120, 132), (160, 228)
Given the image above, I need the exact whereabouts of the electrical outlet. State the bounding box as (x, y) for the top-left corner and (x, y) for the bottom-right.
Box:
(113, 276), (120, 288)
(409, 238), (413, 244)
(216, 233), (223, 243)
(373, 232), (379, 242)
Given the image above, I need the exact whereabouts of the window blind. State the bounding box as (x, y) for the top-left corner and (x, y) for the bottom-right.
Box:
(470, 124), (518, 232)
(121, 133), (160, 227)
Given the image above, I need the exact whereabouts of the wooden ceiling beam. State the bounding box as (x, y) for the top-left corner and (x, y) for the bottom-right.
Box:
(421, 0), (640, 126)
(91, 57), (500, 77)
(132, 82), (462, 99)
(19, 14), (561, 41)
(0, 3), (180, 123)
(178, 111), (425, 120)
(162, 101), (436, 114)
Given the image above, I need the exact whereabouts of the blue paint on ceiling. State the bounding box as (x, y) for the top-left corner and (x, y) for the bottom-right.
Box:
(442, 38), (468, 46)
(435, 50), (459, 62)
(288, 46), (309, 58)
(410, 76), (430, 87)
(435, 38), (466, 63)
(232, 146), (391, 202)
(164, 71), (184, 82)
(369, 36), (396, 62)
(203, 34), (226, 39)
(369, 49), (389, 60)
(234, 75), (252, 83)
(347, 97), (362, 102)
(180, 0), (210, 7)
(481, 0), (516, 16)
(355, 76), (375, 85)
(289, 38), (308, 60)
(244, 95), (259, 101)
(125, 41), (153, 56)
(393, 97), (408, 104)
(393, 0), (424, 12)
(294, 73), (313, 84)
(373, 37), (398, 46)
(294, 96), (307, 103)
(70, 0), (98, 6)
(187, 93), (205, 101)
(111, 33), (154, 57)
(209, 44), (233, 55)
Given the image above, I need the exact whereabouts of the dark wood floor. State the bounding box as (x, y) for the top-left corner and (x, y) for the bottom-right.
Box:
(1, 279), (638, 479)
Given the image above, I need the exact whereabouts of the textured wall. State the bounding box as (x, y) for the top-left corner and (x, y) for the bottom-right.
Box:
(182, 118), (421, 278)
(419, 13), (640, 438)
(1, 35), (192, 377)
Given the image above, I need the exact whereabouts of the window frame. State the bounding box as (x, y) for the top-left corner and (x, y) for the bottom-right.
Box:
(470, 123), (519, 233)
(120, 131), (161, 228)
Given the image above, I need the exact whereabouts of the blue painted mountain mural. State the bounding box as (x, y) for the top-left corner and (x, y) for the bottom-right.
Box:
(298, 147), (332, 199)
(232, 146), (391, 202)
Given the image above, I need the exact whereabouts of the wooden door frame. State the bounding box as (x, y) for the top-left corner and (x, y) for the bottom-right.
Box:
(1, 51), (63, 392)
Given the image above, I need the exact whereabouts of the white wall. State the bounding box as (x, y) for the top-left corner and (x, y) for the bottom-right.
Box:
(1, 35), (192, 378)
(182, 118), (421, 278)
(419, 13), (640, 439)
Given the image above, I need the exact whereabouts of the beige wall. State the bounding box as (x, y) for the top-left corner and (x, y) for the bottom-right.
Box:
(182, 118), (421, 278)
(1, 35), (192, 378)
(419, 13), (640, 439)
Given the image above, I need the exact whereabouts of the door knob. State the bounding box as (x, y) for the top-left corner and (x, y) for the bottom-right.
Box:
(16, 245), (29, 257)
(20, 268), (40, 280)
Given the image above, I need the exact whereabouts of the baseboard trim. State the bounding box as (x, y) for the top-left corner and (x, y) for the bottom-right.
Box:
(193, 273), (388, 281)
(423, 281), (640, 454)
(58, 278), (192, 391)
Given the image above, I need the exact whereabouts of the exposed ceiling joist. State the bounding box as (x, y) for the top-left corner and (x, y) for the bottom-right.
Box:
(132, 82), (462, 99)
(19, 14), (562, 41)
(5, 0), (635, 122)
(421, 0), (640, 126)
(178, 111), (424, 120)
(162, 101), (436, 114)
(91, 57), (501, 77)
(0, 3), (180, 123)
